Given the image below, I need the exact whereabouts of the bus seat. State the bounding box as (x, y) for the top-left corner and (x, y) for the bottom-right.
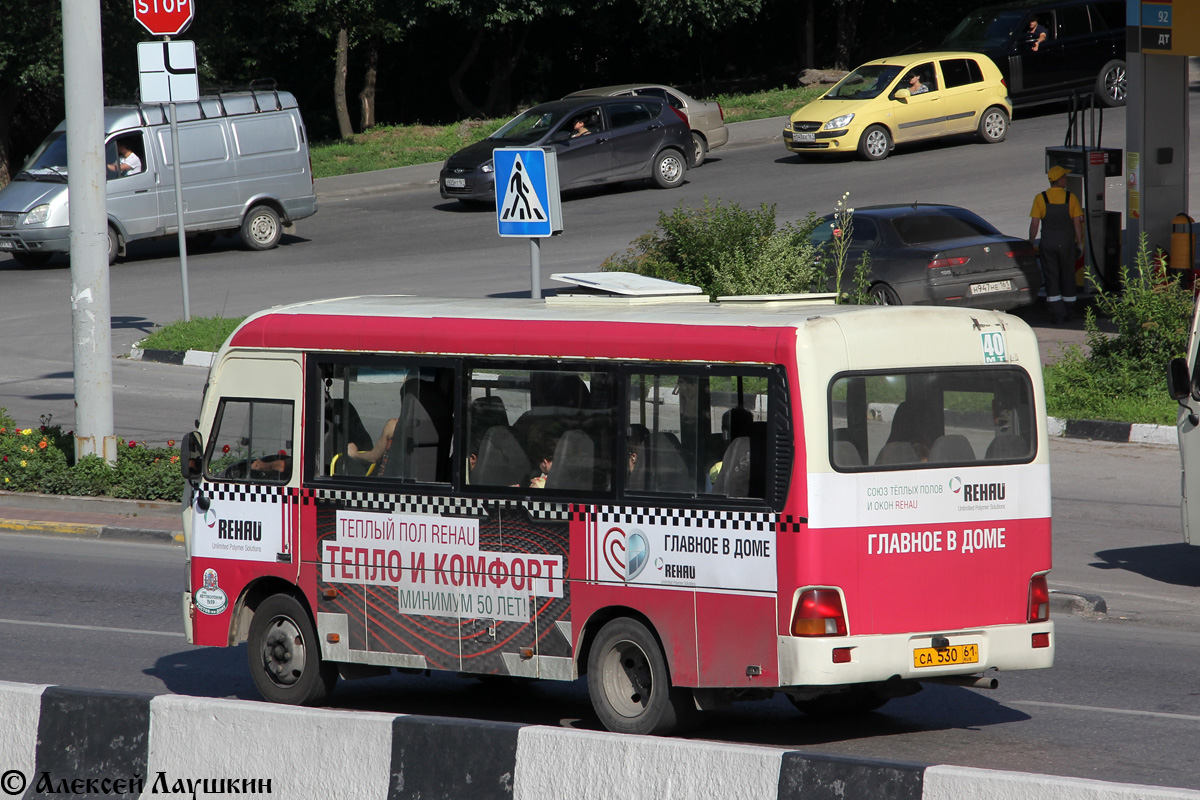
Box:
(473, 425), (531, 487)
(832, 440), (863, 467)
(928, 434), (976, 463)
(875, 441), (919, 465)
(647, 432), (693, 493)
(545, 429), (595, 491)
(985, 434), (1029, 460)
(383, 377), (453, 481)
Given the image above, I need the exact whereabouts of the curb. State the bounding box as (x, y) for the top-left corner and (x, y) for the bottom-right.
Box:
(0, 518), (181, 545)
(1049, 589), (1108, 615)
(1, 681), (1195, 800)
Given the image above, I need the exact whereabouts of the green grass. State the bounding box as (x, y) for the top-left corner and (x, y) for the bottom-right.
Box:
(308, 84), (831, 179)
(138, 315), (245, 353)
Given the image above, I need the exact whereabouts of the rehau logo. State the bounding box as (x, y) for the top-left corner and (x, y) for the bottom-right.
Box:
(962, 482), (1006, 502)
(217, 519), (262, 541)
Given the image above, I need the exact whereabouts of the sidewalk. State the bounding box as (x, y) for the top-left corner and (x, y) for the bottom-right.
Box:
(0, 491), (181, 545)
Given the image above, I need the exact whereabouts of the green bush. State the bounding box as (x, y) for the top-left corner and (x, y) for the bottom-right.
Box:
(601, 198), (822, 298)
(0, 409), (183, 501)
(1043, 236), (1193, 425)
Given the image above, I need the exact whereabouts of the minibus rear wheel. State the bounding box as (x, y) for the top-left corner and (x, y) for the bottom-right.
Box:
(247, 593), (337, 705)
(587, 617), (696, 735)
(241, 205), (282, 250)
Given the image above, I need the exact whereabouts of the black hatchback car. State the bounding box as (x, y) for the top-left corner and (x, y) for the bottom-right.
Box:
(439, 97), (692, 205)
(811, 204), (1042, 311)
(940, 0), (1126, 107)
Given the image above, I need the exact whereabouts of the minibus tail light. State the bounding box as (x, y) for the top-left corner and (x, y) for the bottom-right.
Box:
(792, 589), (847, 636)
(1028, 575), (1050, 622)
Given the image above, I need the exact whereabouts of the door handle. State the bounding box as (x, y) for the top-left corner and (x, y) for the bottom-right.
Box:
(595, 137), (608, 144)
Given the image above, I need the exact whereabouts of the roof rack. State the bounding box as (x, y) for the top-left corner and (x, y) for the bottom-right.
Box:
(547, 272), (710, 306)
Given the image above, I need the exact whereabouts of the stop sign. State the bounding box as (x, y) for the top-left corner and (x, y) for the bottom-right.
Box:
(134, 0), (194, 37)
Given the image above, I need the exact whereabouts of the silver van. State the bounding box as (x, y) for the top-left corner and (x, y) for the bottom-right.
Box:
(0, 88), (317, 266)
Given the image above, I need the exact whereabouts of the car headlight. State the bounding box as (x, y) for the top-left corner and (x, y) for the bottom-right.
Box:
(480, 161), (494, 174)
(822, 113), (854, 131)
(23, 205), (50, 225)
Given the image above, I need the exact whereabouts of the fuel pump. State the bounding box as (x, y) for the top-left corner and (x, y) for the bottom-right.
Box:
(1044, 94), (1122, 293)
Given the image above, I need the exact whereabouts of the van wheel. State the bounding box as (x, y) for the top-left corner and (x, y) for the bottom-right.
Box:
(248, 593), (337, 705)
(11, 252), (52, 268)
(977, 106), (1009, 143)
(689, 133), (708, 168)
(1096, 60), (1126, 107)
(858, 125), (892, 161)
(651, 149), (687, 189)
(586, 617), (696, 735)
(107, 226), (120, 265)
(241, 205), (282, 250)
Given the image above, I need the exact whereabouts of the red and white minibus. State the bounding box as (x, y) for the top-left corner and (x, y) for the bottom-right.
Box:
(181, 289), (1053, 734)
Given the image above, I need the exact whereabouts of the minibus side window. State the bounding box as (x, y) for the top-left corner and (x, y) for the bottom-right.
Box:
(466, 364), (616, 493)
(829, 367), (1036, 471)
(319, 362), (455, 484)
(206, 399), (293, 483)
(626, 369), (772, 501)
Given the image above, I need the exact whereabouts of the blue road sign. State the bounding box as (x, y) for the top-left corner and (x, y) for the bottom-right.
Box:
(495, 147), (563, 238)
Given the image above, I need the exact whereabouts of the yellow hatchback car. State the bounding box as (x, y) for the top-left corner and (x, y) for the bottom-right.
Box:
(784, 52), (1011, 161)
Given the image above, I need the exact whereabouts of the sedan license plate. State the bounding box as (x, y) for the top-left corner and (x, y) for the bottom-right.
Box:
(792, 132), (815, 143)
(913, 643), (979, 668)
(444, 178), (466, 189)
(970, 280), (1012, 295)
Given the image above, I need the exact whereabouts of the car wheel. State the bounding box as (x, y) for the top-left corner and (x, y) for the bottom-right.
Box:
(11, 251), (52, 268)
(240, 204), (282, 250)
(248, 593), (338, 705)
(689, 132), (708, 168)
(978, 106), (1009, 144)
(587, 617), (696, 735)
(869, 283), (901, 305)
(1096, 60), (1126, 108)
(107, 226), (120, 265)
(651, 148), (687, 189)
(857, 125), (892, 161)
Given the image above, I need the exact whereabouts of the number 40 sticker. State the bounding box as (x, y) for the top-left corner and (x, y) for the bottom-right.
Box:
(981, 331), (1007, 363)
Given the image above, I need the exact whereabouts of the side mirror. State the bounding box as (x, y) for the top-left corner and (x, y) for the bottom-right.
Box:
(181, 430), (204, 479)
(893, 89), (911, 101)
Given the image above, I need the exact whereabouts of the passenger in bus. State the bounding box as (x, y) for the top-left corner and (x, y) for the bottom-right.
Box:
(527, 428), (559, 489)
(348, 417), (398, 471)
(707, 407), (753, 487)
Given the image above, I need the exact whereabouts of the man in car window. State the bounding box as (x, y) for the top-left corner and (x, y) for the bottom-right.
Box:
(107, 139), (142, 178)
(1027, 17), (1049, 51)
(1029, 165), (1084, 324)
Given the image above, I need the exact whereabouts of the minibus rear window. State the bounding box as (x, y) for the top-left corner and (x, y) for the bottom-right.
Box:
(829, 367), (1036, 470)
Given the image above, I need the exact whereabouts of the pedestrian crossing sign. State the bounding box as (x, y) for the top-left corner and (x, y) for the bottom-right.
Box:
(495, 147), (563, 238)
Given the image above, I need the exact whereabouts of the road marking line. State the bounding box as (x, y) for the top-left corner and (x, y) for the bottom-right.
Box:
(1013, 700), (1200, 722)
(0, 617), (181, 638)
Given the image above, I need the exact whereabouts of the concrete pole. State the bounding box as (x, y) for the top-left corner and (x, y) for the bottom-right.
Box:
(63, 0), (116, 463)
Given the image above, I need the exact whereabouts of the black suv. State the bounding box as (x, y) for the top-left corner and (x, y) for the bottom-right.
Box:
(940, 0), (1126, 107)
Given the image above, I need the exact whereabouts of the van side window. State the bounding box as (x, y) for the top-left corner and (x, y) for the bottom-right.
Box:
(206, 399), (294, 483)
(829, 367), (1036, 471)
(317, 360), (455, 484)
(105, 133), (146, 180)
(626, 370), (778, 501)
(466, 365), (616, 493)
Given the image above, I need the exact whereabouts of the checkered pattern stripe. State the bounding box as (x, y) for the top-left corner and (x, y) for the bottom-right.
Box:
(593, 505), (778, 532)
(207, 483), (288, 503)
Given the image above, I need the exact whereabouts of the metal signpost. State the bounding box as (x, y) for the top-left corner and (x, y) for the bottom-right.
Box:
(494, 147), (563, 299)
(137, 39), (199, 321)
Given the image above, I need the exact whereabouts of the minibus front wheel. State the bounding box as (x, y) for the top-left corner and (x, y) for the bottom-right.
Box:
(247, 593), (337, 705)
(587, 617), (696, 735)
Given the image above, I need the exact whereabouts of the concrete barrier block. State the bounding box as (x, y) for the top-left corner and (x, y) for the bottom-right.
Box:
(512, 725), (783, 800)
(0, 681), (46, 787)
(144, 694), (395, 799)
(777, 751), (925, 800)
(35, 686), (152, 798)
(389, 715), (524, 799)
(924, 765), (1200, 800)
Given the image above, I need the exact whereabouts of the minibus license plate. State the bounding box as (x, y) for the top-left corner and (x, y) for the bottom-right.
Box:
(913, 643), (978, 668)
(793, 132), (815, 142)
(970, 280), (1012, 295)
(444, 178), (466, 189)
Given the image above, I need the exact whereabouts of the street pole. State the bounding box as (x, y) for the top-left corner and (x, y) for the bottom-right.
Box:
(62, 0), (116, 463)
(169, 98), (191, 321)
(530, 238), (541, 300)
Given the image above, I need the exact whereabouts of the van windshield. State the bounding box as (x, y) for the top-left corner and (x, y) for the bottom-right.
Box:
(942, 8), (1025, 48)
(827, 66), (903, 100)
(18, 132), (69, 181)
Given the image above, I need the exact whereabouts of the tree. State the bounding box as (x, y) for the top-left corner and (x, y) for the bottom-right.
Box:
(0, 5), (64, 187)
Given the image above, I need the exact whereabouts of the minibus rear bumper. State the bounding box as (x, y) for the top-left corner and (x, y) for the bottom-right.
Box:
(777, 620), (1054, 686)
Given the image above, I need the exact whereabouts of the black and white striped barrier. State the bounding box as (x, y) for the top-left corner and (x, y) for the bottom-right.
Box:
(1, 681), (1195, 800)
